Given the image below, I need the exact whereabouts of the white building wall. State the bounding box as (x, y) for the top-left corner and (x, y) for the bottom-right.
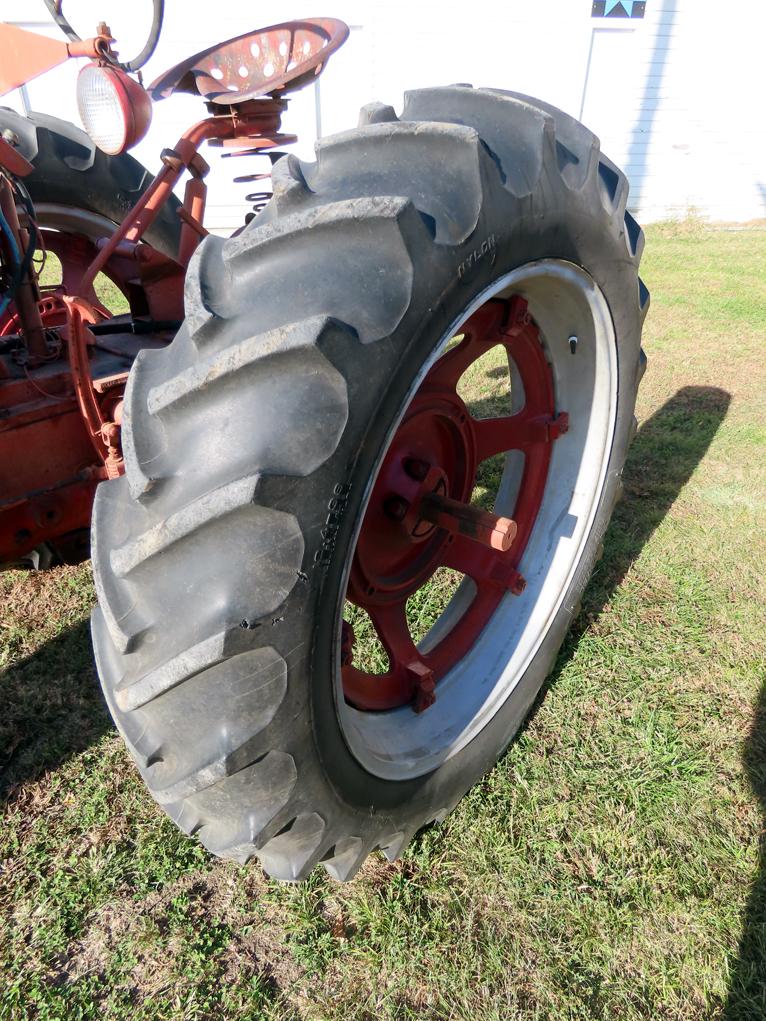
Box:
(2, 0), (765, 228)
(580, 0), (766, 221)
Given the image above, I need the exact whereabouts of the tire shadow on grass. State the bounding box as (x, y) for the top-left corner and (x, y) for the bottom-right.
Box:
(515, 382), (733, 1004)
(515, 384), (731, 760)
(469, 383), (732, 637)
(0, 617), (110, 804)
(408, 384), (731, 862)
(572, 383), (732, 628)
(724, 683), (766, 1019)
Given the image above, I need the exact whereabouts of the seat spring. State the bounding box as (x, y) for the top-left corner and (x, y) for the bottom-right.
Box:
(225, 148), (289, 219)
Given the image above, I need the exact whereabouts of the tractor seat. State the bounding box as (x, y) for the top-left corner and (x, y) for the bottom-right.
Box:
(147, 18), (349, 105)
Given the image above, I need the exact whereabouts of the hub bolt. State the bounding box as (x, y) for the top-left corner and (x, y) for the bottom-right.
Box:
(383, 495), (410, 521)
(420, 492), (517, 552)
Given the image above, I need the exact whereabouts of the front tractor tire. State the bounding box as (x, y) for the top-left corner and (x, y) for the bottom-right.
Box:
(91, 86), (649, 882)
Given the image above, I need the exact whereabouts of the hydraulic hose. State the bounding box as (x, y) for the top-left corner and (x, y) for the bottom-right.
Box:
(0, 204), (22, 317)
(0, 177), (43, 320)
(121, 0), (164, 73)
(41, 0), (79, 42)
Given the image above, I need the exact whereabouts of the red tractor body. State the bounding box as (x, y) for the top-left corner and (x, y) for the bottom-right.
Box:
(0, 11), (348, 567)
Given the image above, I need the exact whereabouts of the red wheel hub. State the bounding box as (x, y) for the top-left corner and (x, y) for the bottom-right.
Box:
(342, 296), (568, 712)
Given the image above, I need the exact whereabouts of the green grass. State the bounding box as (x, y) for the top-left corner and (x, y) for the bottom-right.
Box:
(2, 220), (766, 1020)
(39, 250), (129, 314)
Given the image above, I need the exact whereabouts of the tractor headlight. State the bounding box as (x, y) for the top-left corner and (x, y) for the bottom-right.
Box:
(76, 64), (152, 156)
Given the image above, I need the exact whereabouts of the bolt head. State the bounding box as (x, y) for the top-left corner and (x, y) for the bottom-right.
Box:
(383, 495), (409, 521)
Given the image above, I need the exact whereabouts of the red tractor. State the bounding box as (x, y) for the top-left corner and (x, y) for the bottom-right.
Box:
(0, 2), (648, 880)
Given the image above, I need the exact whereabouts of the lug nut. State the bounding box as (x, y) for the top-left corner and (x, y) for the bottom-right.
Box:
(511, 574), (526, 595)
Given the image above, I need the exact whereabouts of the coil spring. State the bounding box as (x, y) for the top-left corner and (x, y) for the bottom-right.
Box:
(225, 147), (290, 223)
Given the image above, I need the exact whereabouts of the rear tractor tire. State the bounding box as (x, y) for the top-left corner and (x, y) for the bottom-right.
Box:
(0, 107), (180, 257)
(91, 85), (649, 881)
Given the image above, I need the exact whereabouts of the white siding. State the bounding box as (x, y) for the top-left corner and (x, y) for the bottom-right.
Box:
(2, 0), (764, 226)
(580, 0), (766, 222)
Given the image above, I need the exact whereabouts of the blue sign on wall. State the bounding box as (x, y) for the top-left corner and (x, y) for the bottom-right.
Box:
(592, 1), (646, 16)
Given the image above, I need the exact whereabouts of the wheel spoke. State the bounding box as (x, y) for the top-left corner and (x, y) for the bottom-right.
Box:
(367, 600), (421, 671)
(441, 534), (493, 578)
(425, 332), (485, 393)
(354, 600), (436, 712)
(440, 535), (525, 594)
(341, 295), (553, 713)
(424, 301), (506, 392)
(471, 412), (529, 461)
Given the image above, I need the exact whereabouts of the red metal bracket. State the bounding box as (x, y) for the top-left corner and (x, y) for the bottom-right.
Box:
(60, 295), (124, 478)
(408, 660), (436, 714)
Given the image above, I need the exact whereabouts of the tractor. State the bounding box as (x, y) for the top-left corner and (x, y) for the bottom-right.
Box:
(0, 1), (648, 881)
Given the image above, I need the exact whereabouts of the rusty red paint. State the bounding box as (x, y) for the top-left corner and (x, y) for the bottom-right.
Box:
(147, 19), (349, 104)
(78, 101), (292, 294)
(1, 19), (349, 565)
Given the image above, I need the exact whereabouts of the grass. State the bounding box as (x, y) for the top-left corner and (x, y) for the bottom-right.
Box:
(38, 252), (129, 315)
(2, 220), (766, 1020)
